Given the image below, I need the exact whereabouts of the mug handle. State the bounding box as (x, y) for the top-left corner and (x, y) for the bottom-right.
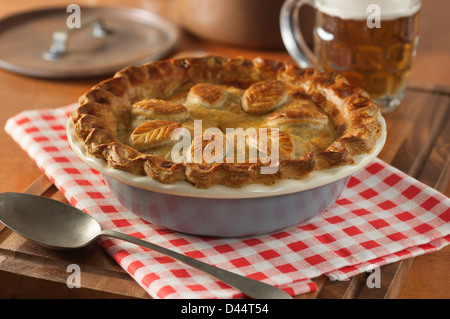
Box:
(280, 0), (318, 68)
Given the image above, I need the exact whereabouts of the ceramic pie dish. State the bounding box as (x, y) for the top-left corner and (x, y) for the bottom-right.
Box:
(68, 55), (386, 236)
(68, 117), (385, 237)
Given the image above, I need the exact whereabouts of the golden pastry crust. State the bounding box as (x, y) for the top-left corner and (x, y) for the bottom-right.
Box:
(187, 83), (228, 109)
(242, 80), (288, 115)
(188, 133), (230, 164)
(132, 99), (190, 122)
(247, 129), (295, 160)
(71, 56), (382, 188)
(266, 100), (329, 127)
(130, 120), (182, 150)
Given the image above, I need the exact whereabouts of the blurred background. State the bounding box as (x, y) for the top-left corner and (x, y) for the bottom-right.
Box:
(0, 0), (448, 88)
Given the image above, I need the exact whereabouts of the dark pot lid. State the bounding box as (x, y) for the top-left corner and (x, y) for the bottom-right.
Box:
(0, 6), (180, 79)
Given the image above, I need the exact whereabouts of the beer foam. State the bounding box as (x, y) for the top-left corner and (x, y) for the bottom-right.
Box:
(316, 0), (421, 20)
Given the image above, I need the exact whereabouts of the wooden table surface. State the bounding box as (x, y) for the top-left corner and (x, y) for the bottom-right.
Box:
(0, 0), (449, 299)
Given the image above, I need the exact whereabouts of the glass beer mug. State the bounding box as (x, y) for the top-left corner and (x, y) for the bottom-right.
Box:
(280, 0), (421, 113)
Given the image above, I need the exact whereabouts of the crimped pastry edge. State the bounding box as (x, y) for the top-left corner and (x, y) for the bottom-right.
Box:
(67, 116), (386, 198)
(70, 55), (383, 189)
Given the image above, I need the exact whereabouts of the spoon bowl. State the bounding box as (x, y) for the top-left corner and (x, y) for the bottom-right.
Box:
(0, 192), (292, 299)
(0, 192), (100, 250)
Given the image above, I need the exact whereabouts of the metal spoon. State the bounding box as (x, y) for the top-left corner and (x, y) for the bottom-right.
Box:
(0, 192), (292, 299)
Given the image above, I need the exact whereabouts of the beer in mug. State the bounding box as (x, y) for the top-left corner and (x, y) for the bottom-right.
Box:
(281, 0), (421, 113)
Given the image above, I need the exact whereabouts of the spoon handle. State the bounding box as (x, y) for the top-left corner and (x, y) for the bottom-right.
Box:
(100, 229), (292, 299)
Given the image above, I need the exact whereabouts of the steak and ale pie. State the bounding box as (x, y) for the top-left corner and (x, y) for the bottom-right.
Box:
(70, 56), (382, 188)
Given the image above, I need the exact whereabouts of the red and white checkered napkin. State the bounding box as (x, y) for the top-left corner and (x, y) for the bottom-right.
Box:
(5, 104), (450, 299)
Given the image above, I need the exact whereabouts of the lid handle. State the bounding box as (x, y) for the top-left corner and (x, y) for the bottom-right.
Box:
(43, 17), (111, 61)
